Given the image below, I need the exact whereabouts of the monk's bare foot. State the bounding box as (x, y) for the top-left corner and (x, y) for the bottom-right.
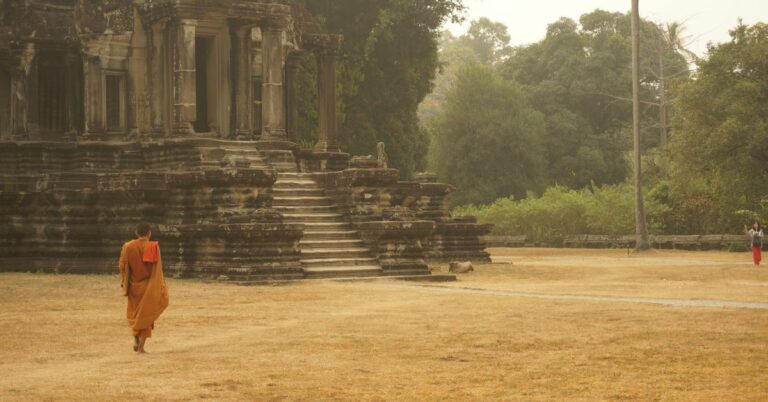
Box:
(136, 336), (148, 354)
(133, 336), (139, 352)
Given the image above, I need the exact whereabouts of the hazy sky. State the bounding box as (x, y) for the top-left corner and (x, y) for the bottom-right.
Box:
(447, 0), (768, 56)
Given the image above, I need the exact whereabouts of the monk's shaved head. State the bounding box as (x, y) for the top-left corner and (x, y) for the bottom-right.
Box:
(136, 222), (152, 237)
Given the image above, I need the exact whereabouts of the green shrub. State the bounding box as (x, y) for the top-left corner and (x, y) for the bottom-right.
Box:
(454, 182), (670, 243)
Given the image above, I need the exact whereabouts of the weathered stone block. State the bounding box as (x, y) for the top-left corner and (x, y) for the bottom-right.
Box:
(355, 220), (435, 276)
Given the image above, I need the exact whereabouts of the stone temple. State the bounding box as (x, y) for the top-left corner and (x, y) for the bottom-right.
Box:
(0, 0), (491, 280)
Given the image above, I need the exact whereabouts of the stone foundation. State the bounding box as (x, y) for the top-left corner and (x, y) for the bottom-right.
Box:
(0, 139), (303, 279)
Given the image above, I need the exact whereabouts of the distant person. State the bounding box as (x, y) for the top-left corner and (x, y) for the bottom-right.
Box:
(118, 223), (169, 353)
(744, 222), (763, 266)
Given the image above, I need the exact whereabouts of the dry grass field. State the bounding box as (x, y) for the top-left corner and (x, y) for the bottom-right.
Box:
(2, 248), (767, 401)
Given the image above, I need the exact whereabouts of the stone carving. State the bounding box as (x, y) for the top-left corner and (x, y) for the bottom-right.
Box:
(376, 142), (388, 169)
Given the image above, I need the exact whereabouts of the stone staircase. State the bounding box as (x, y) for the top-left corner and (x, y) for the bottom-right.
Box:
(272, 172), (384, 279)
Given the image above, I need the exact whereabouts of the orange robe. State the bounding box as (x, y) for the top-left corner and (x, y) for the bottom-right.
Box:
(118, 238), (169, 338)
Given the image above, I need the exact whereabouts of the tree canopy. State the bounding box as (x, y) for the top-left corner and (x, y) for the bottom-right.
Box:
(499, 10), (688, 189)
(437, 17), (768, 236)
(295, 0), (464, 177)
(429, 64), (547, 205)
(665, 22), (768, 232)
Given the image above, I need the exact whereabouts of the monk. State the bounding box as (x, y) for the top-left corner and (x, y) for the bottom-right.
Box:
(118, 223), (169, 354)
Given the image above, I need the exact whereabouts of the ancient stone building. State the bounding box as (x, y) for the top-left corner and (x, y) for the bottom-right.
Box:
(0, 0), (490, 280)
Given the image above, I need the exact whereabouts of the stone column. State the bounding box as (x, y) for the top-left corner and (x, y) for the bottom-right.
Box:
(314, 35), (342, 153)
(284, 51), (302, 143)
(149, 21), (168, 135)
(233, 24), (253, 139)
(172, 18), (196, 136)
(260, 17), (289, 140)
(82, 49), (103, 136)
(10, 71), (28, 138)
(128, 18), (150, 137)
(0, 69), (9, 140)
(10, 43), (35, 138)
(64, 49), (81, 136)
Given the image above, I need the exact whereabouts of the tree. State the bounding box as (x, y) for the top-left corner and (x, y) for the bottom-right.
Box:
(497, 9), (693, 190)
(667, 22), (768, 233)
(458, 17), (513, 65)
(296, 0), (464, 177)
(631, 0), (650, 250)
(428, 64), (547, 206)
(419, 19), (512, 123)
(648, 22), (695, 147)
(500, 13), (633, 188)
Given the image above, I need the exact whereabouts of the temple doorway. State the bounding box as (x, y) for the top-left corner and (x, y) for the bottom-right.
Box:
(37, 55), (67, 133)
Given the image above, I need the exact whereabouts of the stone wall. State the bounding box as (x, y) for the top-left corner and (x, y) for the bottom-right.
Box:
(0, 139), (303, 279)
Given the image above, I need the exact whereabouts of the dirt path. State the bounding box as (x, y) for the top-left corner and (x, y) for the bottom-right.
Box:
(372, 283), (768, 310)
(433, 248), (768, 302)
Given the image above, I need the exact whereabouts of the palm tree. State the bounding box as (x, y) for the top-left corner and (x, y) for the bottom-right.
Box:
(632, 0), (650, 250)
(656, 22), (698, 147)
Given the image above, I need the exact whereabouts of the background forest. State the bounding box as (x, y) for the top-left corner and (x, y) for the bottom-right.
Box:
(295, 1), (768, 240)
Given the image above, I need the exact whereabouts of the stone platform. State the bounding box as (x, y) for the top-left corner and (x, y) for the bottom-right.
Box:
(0, 139), (491, 280)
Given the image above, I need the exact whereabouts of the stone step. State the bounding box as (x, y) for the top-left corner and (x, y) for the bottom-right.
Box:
(272, 187), (326, 196)
(303, 265), (383, 279)
(300, 239), (365, 249)
(272, 163), (298, 173)
(301, 248), (372, 259)
(302, 230), (360, 240)
(382, 269), (434, 277)
(302, 222), (353, 230)
(273, 196), (335, 206)
(270, 171), (385, 279)
(278, 172), (310, 178)
(273, 181), (317, 189)
(224, 147), (263, 155)
(301, 257), (379, 267)
(275, 205), (340, 213)
(282, 213), (345, 223)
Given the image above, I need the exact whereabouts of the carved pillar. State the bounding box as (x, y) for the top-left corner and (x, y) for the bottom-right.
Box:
(314, 35), (342, 153)
(172, 18), (196, 136)
(82, 44), (103, 136)
(0, 68), (9, 140)
(233, 24), (253, 139)
(9, 73), (28, 138)
(64, 49), (81, 135)
(284, 51), (302, 143)
(128, 17), (150, 137)
(10, 44), (35, 138)
(260, 17), (288, 140)
(149, 21), (168, 135)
